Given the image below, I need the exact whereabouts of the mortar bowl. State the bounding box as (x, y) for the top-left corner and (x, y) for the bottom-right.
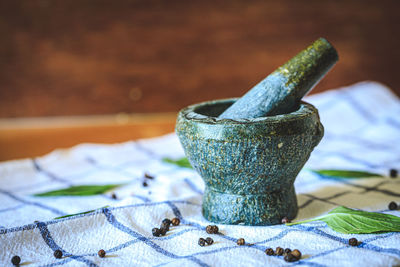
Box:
(176, 98), (323, 225)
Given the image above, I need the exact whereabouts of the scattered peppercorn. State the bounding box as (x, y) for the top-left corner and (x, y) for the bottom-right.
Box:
(98, 249), (106, 258)
(161, 223), (170, 231)
(198, 238), (206, 247)
(142, 181), (148, 187)
(171, 217), (180, 226)
(291, 249), (302, 259)
(237, 238), (245, 246)
(349, 237), (358, 246)
(111, 193), (117, 200)
(205, 237), (214, 245)
(144, 173), (154, 179)
(11, 255), (21, 266)
(284, 253), (298, 262)
(162, 218), (172, 225)
(265, 248), (274, 255)
(389, 201), (398, 210)
(281, 217), (291, 224)
(159, 227), (167, 236)
(54, 249), (63, 259)
(275, 247), (284, 256)
(152, 228), (161, 237)
(206, 225), (219, 234)
(284, 248), (292, 254)
(389, 169), (398, 178)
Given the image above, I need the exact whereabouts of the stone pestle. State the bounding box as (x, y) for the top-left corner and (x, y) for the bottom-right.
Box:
(218, 38), (338, 119)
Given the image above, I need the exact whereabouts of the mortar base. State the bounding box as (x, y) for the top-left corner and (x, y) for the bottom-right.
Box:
(202, 186), (298, 226)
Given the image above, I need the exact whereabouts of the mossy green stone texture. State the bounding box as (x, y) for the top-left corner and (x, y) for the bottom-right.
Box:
(219, 38), (338, 119)
(176, 98), (324, 225)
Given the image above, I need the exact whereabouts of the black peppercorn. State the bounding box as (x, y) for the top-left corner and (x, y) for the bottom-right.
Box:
(206, 225), (219, 234)
(11, 255), (21, 266)
(152, 228), (161, 237)
(205, 237), (214, 245)
(275, 247), (284, 256)
(111, 193), (117, 200)
(237, 238), (245, 246)
(389, 169), (398, 178)
(284, 248), (292, 254)
(144, 173), (154, 179)
(98, 249), (106, 258)
(161, 222), (170, 231)
(389, 201), (398, 210)
(162, 218), (171, 225)
(349, 237), (358, 246)
(54, 249), (63, 259)
(265, 248), (274, 255)
(284, 253), (298, 262)
(171, 217), (180, 226)
(159, 227), (167, 236)
(281, 217), (291, 224)
(198, 238), (206, 246)
(291, 249), (302, 259)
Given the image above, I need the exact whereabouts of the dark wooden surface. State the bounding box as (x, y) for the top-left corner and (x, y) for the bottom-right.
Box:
(0, 0), (399, 117)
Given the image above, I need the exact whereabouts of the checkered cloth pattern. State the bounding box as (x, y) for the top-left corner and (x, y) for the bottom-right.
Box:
(1, 81), (399, 267)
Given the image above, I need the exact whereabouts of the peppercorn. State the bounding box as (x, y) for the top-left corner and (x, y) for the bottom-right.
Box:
(291, 249), (302, 259)
(284, 253), (298, 262)
(198, 238), (206, 246)
(237, 238), (245, 246)
(152, 228), (161, 237)
(162, 218), (171, 225)
(98, 249), (106, 258)
(265, 248), (274, 255)
(349, 237), (358, 246)
(171, 217), (180, 226)
(111, 193), (117, 200)
(54, 249), (63, 259)
(159, 227), (167, 236)
(281, 217), (291, 224)
(11, 255), (21, 266)
(206, 225), (219, 234)
(284, 248), (292, 254)
(142, 181), (148, 187)
(205, 237), (214, 245)
(144, 173), (154, 179)
(161, 222), (170, 231)
(389, 169), (398, 178)
(389, 201), (398, 210)
(275, 247), (284, 256)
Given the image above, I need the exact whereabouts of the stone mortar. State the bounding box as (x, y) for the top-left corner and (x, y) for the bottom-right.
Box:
(176, 98), (324, 225)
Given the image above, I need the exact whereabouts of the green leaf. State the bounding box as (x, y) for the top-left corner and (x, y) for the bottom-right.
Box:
(286, 206), (400, 234)
(54, 206), (109, 219)
(34, 184), (123, 197)
(311, 169), (383, 179)
(162, 157), (192, 169)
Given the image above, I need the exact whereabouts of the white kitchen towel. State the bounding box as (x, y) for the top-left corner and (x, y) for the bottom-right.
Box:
(0, 81), (399, 267)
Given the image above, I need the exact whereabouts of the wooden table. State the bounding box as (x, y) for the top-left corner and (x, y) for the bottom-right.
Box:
(0, 113), (177, 162)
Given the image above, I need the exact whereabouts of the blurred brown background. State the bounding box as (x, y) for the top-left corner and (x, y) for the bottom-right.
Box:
(1, 0), (399, 118)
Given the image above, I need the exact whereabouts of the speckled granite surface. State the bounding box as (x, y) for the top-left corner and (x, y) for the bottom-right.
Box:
(176, 99), (324, 225)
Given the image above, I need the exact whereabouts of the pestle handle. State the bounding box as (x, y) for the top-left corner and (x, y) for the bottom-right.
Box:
(219, 38), (338, 119)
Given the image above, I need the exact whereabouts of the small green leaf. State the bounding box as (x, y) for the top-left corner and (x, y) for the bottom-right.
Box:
(54, 206), (109, 219)
(162, 157), (192, 169)
(287, 206), (400, 234)
(34, 184), (123, 197)
(311, 169), (382, 179)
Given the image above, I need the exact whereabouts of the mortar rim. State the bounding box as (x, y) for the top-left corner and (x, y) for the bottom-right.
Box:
(179, 98), (319, 125)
